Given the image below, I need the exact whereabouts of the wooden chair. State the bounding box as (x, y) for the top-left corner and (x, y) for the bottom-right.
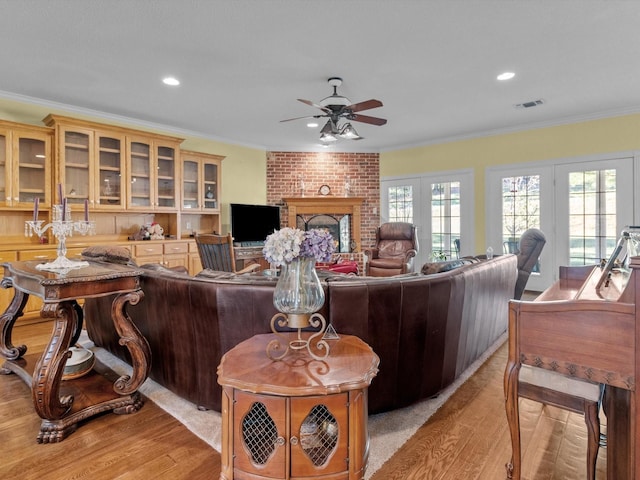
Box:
(195, 233), (261, 274)
(504, 301), (602, 480)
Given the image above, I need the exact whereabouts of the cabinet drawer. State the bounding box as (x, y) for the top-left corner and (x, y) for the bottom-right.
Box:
(19, 249), (58, 261)
(0, 251), (18, 262)
(133, 243), (164, 257)
(164, 242), (188, 255)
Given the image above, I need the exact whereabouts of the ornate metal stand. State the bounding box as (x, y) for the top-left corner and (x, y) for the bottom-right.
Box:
(267, 312), (331, 361)
(25, 204), (96, 273)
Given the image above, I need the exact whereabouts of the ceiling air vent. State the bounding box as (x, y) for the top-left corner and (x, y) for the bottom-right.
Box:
(514, 99), (545, 109)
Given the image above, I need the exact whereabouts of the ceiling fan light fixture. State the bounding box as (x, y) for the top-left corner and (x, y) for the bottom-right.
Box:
(319, 119), (339, 142)
(320, 132), (338, 142)
(338, 123), (361, 140)
(320, 119), (337, 134)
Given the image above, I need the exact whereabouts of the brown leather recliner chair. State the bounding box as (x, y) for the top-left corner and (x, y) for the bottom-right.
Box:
(365, 222), (418, 276)
(513, 228), (546, 299)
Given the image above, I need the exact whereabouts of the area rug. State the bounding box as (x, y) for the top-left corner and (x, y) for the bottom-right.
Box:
(78, 331), (506, 479)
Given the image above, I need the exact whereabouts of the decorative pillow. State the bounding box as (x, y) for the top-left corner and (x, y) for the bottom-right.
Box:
(421, 258), (477, 275)
(195, 269), (239, 280)
(81, 245), (133, 265)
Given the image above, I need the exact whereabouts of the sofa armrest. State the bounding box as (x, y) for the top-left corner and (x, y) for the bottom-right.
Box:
(403, 249), (417, 262)
(364, 248), (379, 260)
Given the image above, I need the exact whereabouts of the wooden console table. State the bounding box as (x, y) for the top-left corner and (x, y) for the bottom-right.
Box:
(0, 260), (149, 443)
(217, 333), (379, 480)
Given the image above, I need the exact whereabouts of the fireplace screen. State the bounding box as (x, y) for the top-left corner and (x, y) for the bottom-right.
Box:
(297, 214), (352, 253)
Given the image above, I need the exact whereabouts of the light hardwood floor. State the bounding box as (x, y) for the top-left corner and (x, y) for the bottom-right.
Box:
(1, 320), (605, 479)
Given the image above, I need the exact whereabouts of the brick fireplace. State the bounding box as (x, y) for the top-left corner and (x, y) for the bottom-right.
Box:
(266, 151), (380, 250)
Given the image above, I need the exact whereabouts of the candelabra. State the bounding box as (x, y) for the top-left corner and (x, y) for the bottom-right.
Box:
(25, 204), (96, 273)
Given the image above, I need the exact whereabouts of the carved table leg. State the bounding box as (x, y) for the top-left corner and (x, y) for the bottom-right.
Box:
(504, 360), (521, 479)
(31, 290), (149, 443)
(33, 302), (77, 426)
(0, 277), (29, 370)
(110, 290), (149, 397)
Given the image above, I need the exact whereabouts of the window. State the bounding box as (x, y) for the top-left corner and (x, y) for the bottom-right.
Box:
(487, 153), (635, 292)
(568, 169), (617, 265)
(381, 170), (474, 269)
(388, 185), (413, 223)
(431, 181), (460, 259)
(502, 175), (540, 254)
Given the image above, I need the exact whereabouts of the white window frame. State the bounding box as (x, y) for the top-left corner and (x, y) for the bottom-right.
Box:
(554, 155), (635, 268)
(382, 169), (474, 270)
(487, 151), (638, 292)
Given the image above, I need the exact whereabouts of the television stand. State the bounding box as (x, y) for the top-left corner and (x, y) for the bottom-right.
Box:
(240, 241), (265, 247)
(234, 245), (268, 271)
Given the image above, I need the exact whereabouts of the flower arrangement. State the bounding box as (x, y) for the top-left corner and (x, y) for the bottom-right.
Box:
(263, 227), (336, 266)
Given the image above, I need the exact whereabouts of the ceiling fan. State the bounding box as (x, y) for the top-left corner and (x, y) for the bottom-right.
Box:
(281, 77), (387, 142)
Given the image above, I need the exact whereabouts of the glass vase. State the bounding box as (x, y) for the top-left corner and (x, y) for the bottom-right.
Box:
(273, 256), (324, 328)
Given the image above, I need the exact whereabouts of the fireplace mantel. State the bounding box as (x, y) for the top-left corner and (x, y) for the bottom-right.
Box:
(283, 197), (365, 251)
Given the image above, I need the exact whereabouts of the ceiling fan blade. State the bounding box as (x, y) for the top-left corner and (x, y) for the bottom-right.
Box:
(297, 98), (331, 113)
(280, 114), (325, 123)
(347, 99), (383, 113)
(350, 113), (387, 126)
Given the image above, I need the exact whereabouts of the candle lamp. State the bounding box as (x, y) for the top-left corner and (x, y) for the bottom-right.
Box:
(25, 202), (96, 273)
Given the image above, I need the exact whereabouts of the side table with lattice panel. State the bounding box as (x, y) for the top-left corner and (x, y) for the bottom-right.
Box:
(217, 333), (379, 480)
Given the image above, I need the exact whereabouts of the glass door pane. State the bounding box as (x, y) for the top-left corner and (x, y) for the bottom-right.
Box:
(129, 141), (151, 207)
(18, 137), (46, 204)
(182, 159), (199, 210)
(156, 145), (175, 208)
(0, 133), (6, 206)
(431, 181), (460, 260)
(98, 135), (123, 208)
(387, 185), (413, 223)
(567, 169), (617, 265)
(203, 162), (218, 210)
(555, 157), (633, 270)
(501, 174), (541, 264)
(63, 131), (90, 205)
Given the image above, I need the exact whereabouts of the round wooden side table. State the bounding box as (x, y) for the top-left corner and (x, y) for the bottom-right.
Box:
(217, 333), (379, 480)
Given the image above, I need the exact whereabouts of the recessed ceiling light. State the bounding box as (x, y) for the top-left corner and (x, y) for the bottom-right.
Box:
(307, 122), (318, 128)
(497, 72), (515, 81)
(162, 77), (180, 86)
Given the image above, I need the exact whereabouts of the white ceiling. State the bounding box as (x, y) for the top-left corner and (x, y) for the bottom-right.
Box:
(1, 0), (639, 153)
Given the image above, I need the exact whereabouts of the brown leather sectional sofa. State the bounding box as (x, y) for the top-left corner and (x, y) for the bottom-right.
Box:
(84, 254), (517, 414)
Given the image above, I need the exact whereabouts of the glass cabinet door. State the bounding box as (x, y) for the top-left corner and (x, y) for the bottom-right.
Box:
(128, 140), (152, 208)
(156, 145), (176, 209)
(16, 131), (50, 207)
(0, 130), (8, 207)
(96, 133), (124, 209)
(182, 157), (199, 210)
(203, 161), (218, 210)
(61, 129), (91, 206)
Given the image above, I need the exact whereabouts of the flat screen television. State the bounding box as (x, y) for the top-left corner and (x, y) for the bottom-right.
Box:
(231, 203), (281, 246)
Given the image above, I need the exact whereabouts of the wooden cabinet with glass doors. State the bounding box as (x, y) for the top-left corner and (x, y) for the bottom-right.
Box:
(181, 150), (222, 212)
(181, 150), (223, 237)
(0, 121), (52, 210)
(127, 135), (181, 211)
(44, 115), (126, 211)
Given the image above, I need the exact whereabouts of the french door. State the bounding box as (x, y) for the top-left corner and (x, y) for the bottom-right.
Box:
(554, 157), (634, 269)
(381, 170), (474, 271)
(487, 153), (635, 292)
